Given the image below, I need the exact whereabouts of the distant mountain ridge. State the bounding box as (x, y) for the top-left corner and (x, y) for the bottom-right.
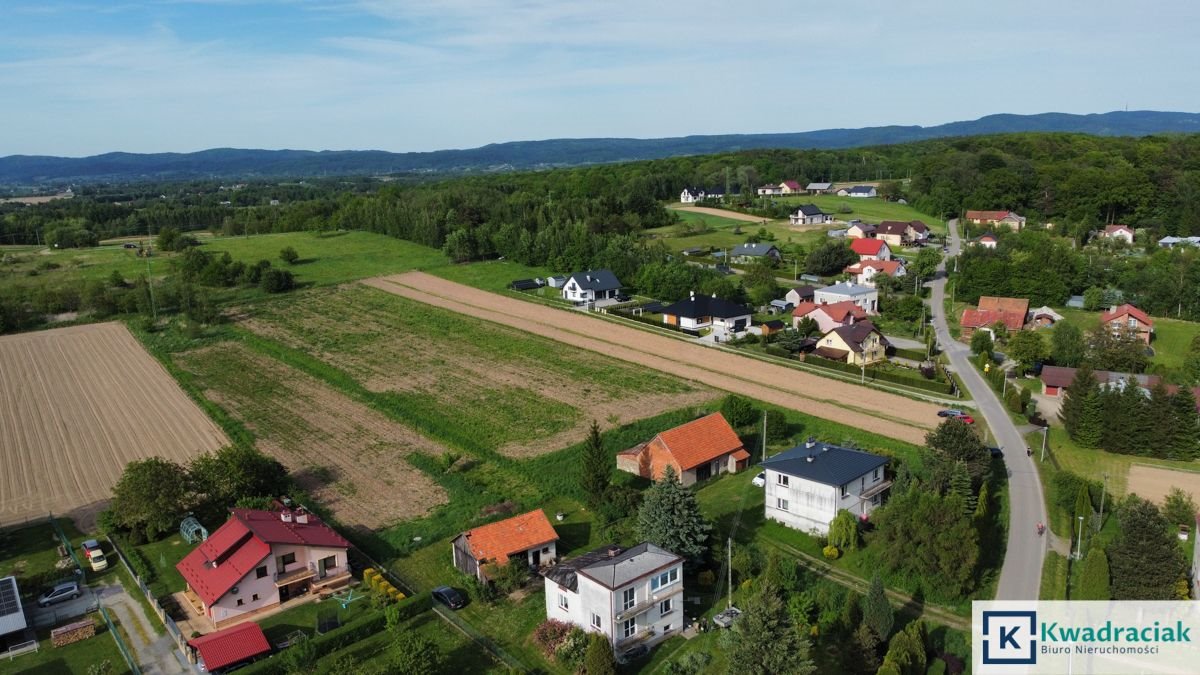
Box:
(3, 110), (1199, 186)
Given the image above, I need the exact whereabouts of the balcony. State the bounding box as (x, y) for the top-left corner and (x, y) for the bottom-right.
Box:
(614, 586), (681, 623)
(274, 562), (316, 586)
(616, 625), (657, 647)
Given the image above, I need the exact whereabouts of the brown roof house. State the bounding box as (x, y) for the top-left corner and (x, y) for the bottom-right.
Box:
(452, 510), (560, 582)
(1040, 365), (1161, 397)
(960, 296), (1029, 339)
(1101, 304), (1154, 345)
(617, 413), (750, 487)
(966, 210), (1026, 230)
(814, 321), (889, 366)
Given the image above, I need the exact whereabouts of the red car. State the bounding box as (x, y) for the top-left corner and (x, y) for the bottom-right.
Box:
(954, 414), (975, 424)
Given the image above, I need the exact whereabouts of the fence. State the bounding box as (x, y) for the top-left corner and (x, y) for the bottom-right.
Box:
(3, 640), (38, 661)
(106, 536), (192, 660)
(98, 605), (141, 675)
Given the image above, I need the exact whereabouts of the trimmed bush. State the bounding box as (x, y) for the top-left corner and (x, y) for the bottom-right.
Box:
(823, 545), (841, 560)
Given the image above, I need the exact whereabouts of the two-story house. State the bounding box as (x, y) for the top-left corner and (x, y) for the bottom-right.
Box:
(177, 507), (351, 629)
(843, 259), (906, 287)
(561, 270), (623, 306)
(814, 282), (878, 314)
(679, 188), (705, 204)
(1101, 303), (1154, 345)
(451, 509), (559, 583)
(791, 300), (866, 333)
(543, 543), (684, 659)
(849, 238), (892, 261)
(762, 439), (891, 534)
(814, 321), (889, 366)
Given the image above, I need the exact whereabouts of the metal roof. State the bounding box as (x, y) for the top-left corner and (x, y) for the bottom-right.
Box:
(762, 441), (887, 487)
(0, 576), (27, 637)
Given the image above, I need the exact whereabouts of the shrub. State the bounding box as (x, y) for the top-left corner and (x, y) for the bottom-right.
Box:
(127, 547), (157, 584)
(259, 267), (296, 293)
(532, 619), (574, 658)
(823, 545), (841, 560)
(764, 345), (790, 358)
(280, 246), (299, 265)
(554, 627), (588, 668)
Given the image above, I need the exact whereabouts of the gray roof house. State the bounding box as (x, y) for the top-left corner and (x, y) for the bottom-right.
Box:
(790, 204), (833, 226)
(729, 243), (782, 263)
(562, 270), (623, 305)
(544, 543), (685, 657)
(761, 439), (891, 534)
(805, 182), (834, 193)
(814, 282), (879, 314)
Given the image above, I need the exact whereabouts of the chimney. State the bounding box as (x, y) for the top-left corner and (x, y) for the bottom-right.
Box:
(805, 436), (816, 449)
(295, 508), (309, 524)
(281, 510), (294, 523)
(606, 545), (622, 558)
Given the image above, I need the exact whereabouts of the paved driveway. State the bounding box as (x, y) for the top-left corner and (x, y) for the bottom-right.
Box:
(928, 219), (1047, 600)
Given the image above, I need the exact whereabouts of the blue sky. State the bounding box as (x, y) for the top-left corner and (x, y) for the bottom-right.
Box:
(1, 0), (1196, 156)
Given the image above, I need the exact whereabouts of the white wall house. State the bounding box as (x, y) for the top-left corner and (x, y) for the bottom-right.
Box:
(762, 439), (890, 535)
(544, 543), (685, 659)
(562, 269), (623, 305)
(680, 188), (705, 204)
(814, 282), (879, 314)
(660, 292), (752, 334)
(789, 204), (832, 226)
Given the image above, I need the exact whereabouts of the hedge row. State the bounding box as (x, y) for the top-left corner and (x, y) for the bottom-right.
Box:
(892, 347), (929, 361)
(804, 356), (955, 394)
(234, 593), (432, 675)
(127, 547), (156, 584)
(363, 568), (405, 602)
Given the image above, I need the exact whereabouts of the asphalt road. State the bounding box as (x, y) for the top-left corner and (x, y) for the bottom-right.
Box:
(928, 219), (1047, 600)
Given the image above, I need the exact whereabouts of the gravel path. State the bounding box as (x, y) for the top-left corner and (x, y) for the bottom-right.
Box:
(365, 273), (943, 445)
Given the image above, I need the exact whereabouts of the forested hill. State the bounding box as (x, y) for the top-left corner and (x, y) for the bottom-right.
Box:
(3, 110), (1199, 186)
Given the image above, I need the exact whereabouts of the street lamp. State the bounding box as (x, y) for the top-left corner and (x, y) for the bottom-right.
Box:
(1097, 473), (1108, 532)
(1075, 515), (1085, 561)
(1040, 426), (1048, 462)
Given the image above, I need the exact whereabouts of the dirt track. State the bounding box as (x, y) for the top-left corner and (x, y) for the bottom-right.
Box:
(364, 273), (940, 445)
(671, 205), (773, 223)
(0, 323), (228, 528)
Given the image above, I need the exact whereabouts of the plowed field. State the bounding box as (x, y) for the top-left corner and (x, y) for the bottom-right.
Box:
(0, 322), (227, 528)
(365, 273), (942, 445)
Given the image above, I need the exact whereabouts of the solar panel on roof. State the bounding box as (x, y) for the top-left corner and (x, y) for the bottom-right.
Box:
(0, 577), (19, 617)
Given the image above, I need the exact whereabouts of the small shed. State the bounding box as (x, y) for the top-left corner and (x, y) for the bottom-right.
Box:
(547, 276), (567, 288)
(190, 622), (271, 673)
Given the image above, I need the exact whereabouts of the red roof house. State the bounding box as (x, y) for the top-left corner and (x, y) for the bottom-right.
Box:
(966, 210), (1026, 229)
(176, 508), (352, 629)
(1102, 224), (1135, 242)
(960, 297), (1029, 339)
(849, 238), (891, 261)
(616, 413), (749, 487)
(189, 621), (271, 672)
(780, 180), (803, 193)
(844, 259), (906, 286)
(793, 300), (866, 333)
(1101, 304), (1154, 344)
(451, 510), (560, 582)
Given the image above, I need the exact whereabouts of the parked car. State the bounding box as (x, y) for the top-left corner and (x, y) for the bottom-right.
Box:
(122, 243), (138, 249)
(988, 446), (1004, 458)
(937, 409), (964, 418)
(751, 472), (766, 487)
(81, 539), (108, 572)
(37, 581), (80, 607)
(955, 414), (975, 424)
(432, 585), (465, 610)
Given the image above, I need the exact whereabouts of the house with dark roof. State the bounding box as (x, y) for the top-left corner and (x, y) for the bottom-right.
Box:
(176, 507), (351, 629)
(543, 543), (684, 658)
(616, 413), (749, 486)
(756, 184), (783, 196)
(660, 292), (752, 333)
(762, 438), (890, 534)
(838, 185), (877, 198)
(814, 321), (889, 365)
(679, 188), (705, 204)
(785, 285), (816, 306)
(452, 510), (559, 583)
(846, 221), (876, 239)
(729, 242), (782, 263)
(789, 203), (832, 226)
(875, 220), (930, 247)
(850, 238), (892, 261)
(562, 270), (623, 305)
(1101, 304), (1154, 345)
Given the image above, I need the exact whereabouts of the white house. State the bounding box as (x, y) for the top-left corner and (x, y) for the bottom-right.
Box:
(756, 184), (783, 196)
(543, 543), (685, 659)
(679, 188), (705, 204)
(789, 204), (832, 226)
(844, 260), (907, 287)
(562, 270), (623, 305)
(837, 186), (877, 198)
(762, 439), (890, 535)
(1102, 224), (1135, 244)
(660, 292), (753, 334)
(815, 282), (879, 314)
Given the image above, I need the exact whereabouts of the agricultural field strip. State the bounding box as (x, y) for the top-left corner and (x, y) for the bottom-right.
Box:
(670, 205), (776, 223)
(365, 273), (939, 445)
(174, 342), (448, 528)
(0, 322), (227, 526)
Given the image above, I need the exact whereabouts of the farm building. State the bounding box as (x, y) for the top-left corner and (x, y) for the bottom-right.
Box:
(452, 510), (559, 583)
(617, 413), (748, 486)
(806, 182), (834, 194)
(176, 507), (352, 629)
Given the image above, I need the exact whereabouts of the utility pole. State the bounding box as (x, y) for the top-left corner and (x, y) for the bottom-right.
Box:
(726, 538), (733, 610)
(146, 221), (157, 320)
(1097, 473), (1108, 532)
(1040, 425), (1048, 462)
(761, 410), (767, 461)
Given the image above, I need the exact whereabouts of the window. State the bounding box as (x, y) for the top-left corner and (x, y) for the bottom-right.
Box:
(840, 484), (848, 498)
(776, 498), (789, 511)
(871, 494), (880, 505)
(591, 613), (602, 629)
(558, 594), (569, 611)
(650, 568), (679, 591)
(659, 598), (673, 616)
(622, 588), (636, 611)
(776, 474), (789, 487)
(252, 594), (259, 601)
(874, 468), (880, 481)
(623, 618), (637, 639)
(861, 477), (865, 489)
(255, 566), (268, 579)
(278, 552), (296, 568)
(236, 598), (244, 607)
(542, 547), (550, 554)
(664, 623), (672, 633)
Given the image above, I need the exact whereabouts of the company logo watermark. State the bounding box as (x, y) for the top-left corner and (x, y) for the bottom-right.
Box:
(974, 602), (1200, 674)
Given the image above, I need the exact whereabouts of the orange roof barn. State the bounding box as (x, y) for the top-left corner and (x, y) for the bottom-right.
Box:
(460, 510), (559, 565)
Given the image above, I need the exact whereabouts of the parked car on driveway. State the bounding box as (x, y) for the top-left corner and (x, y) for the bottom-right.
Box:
(752, 472), (766, 487)
(937, 409), (964, 418)
(81, 539), (108, 572)
(37, 580), (80, 607)
(432, 585), (465, 610)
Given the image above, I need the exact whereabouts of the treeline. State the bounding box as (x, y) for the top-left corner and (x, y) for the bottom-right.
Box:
(1060, 364), (1200, 459)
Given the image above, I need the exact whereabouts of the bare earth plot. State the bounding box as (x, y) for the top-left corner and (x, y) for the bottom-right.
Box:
(1127, 464), (1200, 505)
(174, 342), (448, 530)
(0, 322), (227, 529)
(671, 205), (772, 223)
(364, 273), (941, 445)
(241, 285), (713, 458)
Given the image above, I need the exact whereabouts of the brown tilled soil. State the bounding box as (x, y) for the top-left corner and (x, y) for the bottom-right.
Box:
(364, 273), (942, 445)
(175, 343), (447, 530)
(1127, 464), (1200, 507)
(671, 205), (773, 223)
(0, 322), (228, 529)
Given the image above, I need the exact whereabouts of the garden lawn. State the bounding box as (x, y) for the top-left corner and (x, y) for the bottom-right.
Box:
(311, 612), (503, 674)
(1038, 426), (1200, 498)
(429, 259), (555, 293)
(777, 195), (947, 231)
(652, 210), (832, 254)
(1051, 307), (1200, 376)
(134, 534), (193, 598)
(0, 519), (89, 601)
(202, 231), (448, 286)
(256, 596), (375, 644)
(7, 621), (132, 675)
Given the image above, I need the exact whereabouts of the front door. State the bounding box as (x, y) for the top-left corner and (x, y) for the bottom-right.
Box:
(279, 584), (290, 603)
(531, 549), (541, 567)
(318, 557), (327, 579)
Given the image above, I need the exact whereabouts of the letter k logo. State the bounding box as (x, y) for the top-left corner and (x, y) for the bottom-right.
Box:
(982, 610), (1037, 665)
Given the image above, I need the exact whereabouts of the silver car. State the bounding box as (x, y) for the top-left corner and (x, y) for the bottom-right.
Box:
(37, 580), (80, 607)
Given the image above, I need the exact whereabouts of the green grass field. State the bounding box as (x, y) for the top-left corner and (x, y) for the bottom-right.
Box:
(1053, 307), (1200, 376)
(429, 259), (555, 293)
(652, 208), (833, 254)
(133, 534), (192, 598)
(778, 195), (947, 231)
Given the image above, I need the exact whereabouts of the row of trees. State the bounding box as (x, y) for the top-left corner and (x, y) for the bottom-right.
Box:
(1059, 364), (1200, 459)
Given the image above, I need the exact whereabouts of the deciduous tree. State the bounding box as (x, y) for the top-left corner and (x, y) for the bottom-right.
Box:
(1050, 321), (1086, 367)
(111, 457), (192, 540)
